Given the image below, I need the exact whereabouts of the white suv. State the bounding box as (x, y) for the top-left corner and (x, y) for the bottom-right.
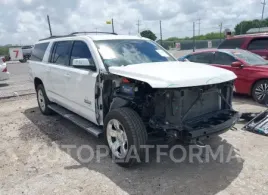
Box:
(29, 32), (239, 167)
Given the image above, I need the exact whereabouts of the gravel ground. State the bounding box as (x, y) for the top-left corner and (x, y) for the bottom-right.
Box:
(0, 95), (268, 195)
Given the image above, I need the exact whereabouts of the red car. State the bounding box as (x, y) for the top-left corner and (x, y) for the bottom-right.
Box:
(218, 33), (268, 59)
(180, 49), (268, 103)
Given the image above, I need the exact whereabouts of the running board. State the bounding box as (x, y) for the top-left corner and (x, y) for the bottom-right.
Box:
(48, 104), (103, 138)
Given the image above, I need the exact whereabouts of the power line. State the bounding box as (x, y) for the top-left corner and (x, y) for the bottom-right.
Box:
(193, 21), (196, 52)
(197, 18), (201, 36)
(219, 22), (223, 42)
(137, 20), (141, 34)
(160, 20), (163, 46)
(261, 0), (266, 20)
(112, 18), (115, 33)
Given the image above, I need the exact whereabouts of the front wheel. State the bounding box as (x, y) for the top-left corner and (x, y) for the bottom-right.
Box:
(104, 107), (148, 167)
(252, 80), (268, 104)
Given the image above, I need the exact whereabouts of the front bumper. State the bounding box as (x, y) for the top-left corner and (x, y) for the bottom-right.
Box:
(183, 110), (239, 141)
(0, 72), (10, 81)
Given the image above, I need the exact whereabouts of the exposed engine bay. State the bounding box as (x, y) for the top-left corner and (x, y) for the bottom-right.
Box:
(102, 76), (239, 142)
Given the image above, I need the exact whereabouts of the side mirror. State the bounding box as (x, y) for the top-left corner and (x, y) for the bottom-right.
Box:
(231, 61), (243, 68)
(72, 58), (96, 71)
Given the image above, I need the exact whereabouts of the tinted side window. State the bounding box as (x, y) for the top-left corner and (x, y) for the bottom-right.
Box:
(50, 41), (72, 65)
(30, 43), (49, 62)
(70, 41), (94, 66)
(187, 53), (213, 64)
(248, 38), (268, 50)
(213, 52), (236, 65)
(218, 38), (245, 49)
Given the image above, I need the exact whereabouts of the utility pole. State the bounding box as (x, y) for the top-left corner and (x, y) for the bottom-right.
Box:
(111, 18), (115, 33)
(47, 15), (52, 36)
(197, 18), (201, 36)
(137, 20), (141, 34)
(160, 20), (163, 46)
(193, 21), (196, 52)
(261, 0), (266, 20)
(219, 22), (223, 42)
(95, 28), (98, 35)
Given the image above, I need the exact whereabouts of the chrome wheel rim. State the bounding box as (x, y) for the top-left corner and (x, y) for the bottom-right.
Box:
(38, 89), (46, 112)
(255, 83), (268, 101)
(106, 119), (128, 159)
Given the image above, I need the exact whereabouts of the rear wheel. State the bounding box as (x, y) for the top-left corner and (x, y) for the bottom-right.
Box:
(104, 107), (148, 167)
(252, 80), (268, 104)
(36, 84), (52, 115)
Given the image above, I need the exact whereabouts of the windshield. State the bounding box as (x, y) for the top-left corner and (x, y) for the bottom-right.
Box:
(94, 39), (176, 67)
(230, 50), (268, 65)
(218, 38), (244, 49)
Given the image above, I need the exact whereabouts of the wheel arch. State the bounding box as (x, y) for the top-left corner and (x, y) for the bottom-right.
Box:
(34, 77), (43, 91)
(251, 78), (268, 96)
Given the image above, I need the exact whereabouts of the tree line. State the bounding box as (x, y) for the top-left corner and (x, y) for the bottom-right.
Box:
(140, 18), (268, 41)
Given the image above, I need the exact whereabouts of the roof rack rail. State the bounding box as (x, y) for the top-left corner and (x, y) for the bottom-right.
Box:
(70, 31), (118, 35)
(39, 31), (118, 41)
(39, 35), (72, 41)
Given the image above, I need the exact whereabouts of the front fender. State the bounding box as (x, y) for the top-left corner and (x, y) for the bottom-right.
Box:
(109, 97), (130, 111)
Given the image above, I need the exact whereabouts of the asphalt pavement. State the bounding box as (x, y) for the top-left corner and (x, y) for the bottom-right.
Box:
(0, 62), (34, 99)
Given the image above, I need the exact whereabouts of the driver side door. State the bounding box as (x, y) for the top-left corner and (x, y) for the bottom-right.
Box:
(63, 41), (99, 124)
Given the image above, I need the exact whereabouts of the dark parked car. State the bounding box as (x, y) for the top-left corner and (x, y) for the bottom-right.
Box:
(179, 49), (268, 104)
(218, 33), (268, 60)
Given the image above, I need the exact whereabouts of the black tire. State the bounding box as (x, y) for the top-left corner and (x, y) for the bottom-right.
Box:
(104, 107), (148, 167)
(19, 58), (27, 63)
(36, 84), (52, 115)
(252, 80), (268, 104)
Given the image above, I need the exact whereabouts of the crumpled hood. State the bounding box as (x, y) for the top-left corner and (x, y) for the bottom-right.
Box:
(108, 61), (237, 88)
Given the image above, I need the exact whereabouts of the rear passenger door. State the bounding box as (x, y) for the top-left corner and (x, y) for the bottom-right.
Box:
(64, 41), (98, 124)
(247, 38), (268, 59)
(47, 41), (73, 106)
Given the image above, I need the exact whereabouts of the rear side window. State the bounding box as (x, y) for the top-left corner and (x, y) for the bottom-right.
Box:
(248, 38), (268, 50)
(187, 52), (213, 64)
(213, 52), (236, 65)
(70, 41), (94, 66)
(218, 38), (245, 49)
(50, 41), (72, 65)
(30, 43), (49, 61)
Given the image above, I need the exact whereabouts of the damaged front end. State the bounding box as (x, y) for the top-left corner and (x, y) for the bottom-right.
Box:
(149, 81), (239, 142)
(108, 78), (239, 143)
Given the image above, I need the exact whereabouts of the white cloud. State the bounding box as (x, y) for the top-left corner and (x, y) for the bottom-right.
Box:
(0, 0), (265, 45)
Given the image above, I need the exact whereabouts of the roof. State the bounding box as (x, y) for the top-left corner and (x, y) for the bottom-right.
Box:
(87, 35), (145, 41)
(38, 32), (145, 42)
(247, 27), (268, 34)
(191, 48), (245, 55)
(228, 33), (268, 39)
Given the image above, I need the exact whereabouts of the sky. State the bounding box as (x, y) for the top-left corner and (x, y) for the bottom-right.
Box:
(0, 0), (265, 45)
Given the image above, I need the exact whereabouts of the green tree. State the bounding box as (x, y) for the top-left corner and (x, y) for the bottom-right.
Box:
(140, 30), (157, 41)
(234, 18), (268, 35)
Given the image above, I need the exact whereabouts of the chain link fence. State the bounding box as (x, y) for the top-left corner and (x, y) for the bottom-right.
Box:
(159, 39), (223, 50)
